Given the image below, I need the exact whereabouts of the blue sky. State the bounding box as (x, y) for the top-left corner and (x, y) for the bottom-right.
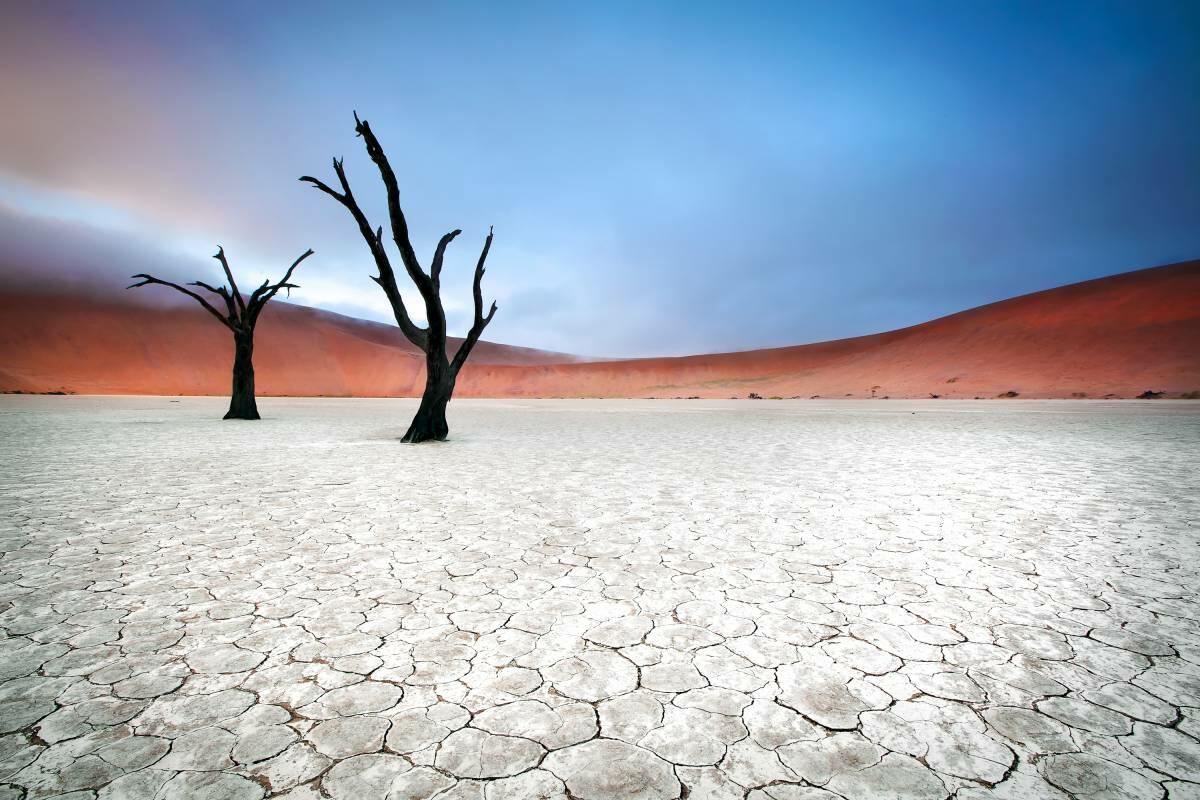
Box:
(1, 0), (1197, 357)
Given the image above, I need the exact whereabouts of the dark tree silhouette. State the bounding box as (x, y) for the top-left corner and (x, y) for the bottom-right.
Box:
(301, 113), (499, 443)
(128, 247), (314, 420)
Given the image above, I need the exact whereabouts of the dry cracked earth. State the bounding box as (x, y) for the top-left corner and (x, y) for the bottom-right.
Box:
(1, 396), (1199, 800)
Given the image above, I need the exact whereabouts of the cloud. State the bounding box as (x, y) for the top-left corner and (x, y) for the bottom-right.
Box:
(0, 200), (205, 300)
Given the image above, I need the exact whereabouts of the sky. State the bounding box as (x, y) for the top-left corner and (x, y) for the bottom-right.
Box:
(1, 1), (1197, 358)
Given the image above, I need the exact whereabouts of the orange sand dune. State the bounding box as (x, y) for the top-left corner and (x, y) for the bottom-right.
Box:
(2, 261), (1198, 398)
(0, 297), (580, 396)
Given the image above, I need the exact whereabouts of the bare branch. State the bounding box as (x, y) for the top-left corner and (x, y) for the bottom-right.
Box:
(332, 157), (356, 198)
(190, 280), (226, 296)
(128, 274), (235, 330)
(189, 280), (238, 320)
(451, 226), (499, 374)
(352, 115), (434, 299)
(248, 249), (315, 326)
(279, 248), (315, 288)
(213, 247), (246, 317)
(473, 226), (495, 311)
(430, 229), (462, 289)
(299, 170), (348, 205)
(301, 146), (429, 350)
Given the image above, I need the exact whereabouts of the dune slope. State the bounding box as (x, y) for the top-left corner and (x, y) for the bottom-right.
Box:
(1, 261), (1197, 398)
(0, 297), (579, 396)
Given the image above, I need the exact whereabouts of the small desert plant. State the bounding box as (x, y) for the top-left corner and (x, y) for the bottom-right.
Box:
(945, 377), (958, 383)
(1182, 390), (1200, 399)
(1137, 390), (1164, 399)
(999, 390), (1019, 398)
(748, 392), (763, 400)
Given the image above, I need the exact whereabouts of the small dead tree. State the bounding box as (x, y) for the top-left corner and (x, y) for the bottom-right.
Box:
(301, 113), (499, 443)
(128, 247), (313, 420)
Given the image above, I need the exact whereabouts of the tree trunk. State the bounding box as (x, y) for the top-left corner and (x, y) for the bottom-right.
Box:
(403, 357), (453, 442)
(225, 332), (260, 420)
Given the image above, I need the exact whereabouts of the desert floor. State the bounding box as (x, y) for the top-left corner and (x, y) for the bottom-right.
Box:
(1, 396), (1199, 800)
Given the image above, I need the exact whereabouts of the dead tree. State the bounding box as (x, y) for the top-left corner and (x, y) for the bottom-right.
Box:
(301, 113), (499, 443)
(128, 247), (313, 420)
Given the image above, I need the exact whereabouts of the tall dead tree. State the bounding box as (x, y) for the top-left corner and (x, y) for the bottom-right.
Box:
(128, 247), (313, 420)
(301, 113), (499, 443)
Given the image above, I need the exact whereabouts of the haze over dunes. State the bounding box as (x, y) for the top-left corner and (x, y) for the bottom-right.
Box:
(2, 261), (1196, 400)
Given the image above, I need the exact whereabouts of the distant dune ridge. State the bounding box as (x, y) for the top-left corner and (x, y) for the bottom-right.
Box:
(1, 261), (1197, 399)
